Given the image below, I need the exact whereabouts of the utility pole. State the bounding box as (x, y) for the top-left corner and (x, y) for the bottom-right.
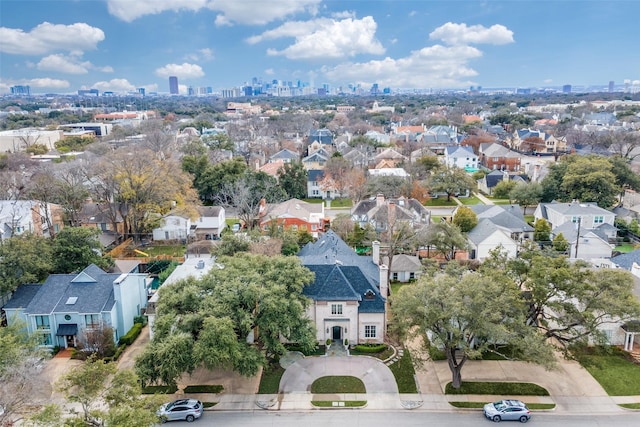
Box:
(574, 216), (581, 258)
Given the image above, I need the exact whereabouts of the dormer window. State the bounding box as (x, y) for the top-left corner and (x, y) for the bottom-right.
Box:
(364, 290), (375, 300)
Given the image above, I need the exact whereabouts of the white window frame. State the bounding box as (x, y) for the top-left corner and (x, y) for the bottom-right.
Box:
(365, 325), (376, 338)
(331, 304), (343, 315)
(35, 316), (50, 330)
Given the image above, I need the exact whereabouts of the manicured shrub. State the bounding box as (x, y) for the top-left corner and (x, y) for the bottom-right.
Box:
(119, 322), (143, 346)
(353, 343), (387, 353)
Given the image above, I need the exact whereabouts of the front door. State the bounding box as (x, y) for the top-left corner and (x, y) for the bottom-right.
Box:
(332, 326), (342, 340)
(65, 335), (75, 348)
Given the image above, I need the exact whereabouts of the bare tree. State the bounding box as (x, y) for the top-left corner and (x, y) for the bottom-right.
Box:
(76, 322), (116, 359)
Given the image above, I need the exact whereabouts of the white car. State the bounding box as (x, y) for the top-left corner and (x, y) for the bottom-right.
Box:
(483, 399), (531, 423)
(157, 399), (203, 423)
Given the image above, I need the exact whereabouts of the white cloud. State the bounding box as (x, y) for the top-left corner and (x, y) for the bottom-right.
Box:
(37, 54), (90, 74)
(99, 66), (114, 73)
(331, 10), (356, 19)
(264, 68), (275, 75)
(0, 22), (105, 55)
(106, 0), (320, 25)
(91, 78), (136, 92)
(429, 22), (514, 45)
(184, 48), (215, 62)
(322, 44), (483, 89)
(249, 16), (385, 60)
(155, 63), (205, 79)
(28, 78), (70, 89)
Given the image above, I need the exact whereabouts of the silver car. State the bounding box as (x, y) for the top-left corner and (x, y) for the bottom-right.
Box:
(157, 399), (203, 423)
(483, 399), (531, 423)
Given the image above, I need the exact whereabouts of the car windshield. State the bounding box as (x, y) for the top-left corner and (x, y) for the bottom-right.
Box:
(493, 401), (507, 411)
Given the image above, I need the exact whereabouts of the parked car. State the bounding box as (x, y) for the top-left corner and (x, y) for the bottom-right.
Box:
(157, 399), (203, 423)
(483, 399), (531, 423)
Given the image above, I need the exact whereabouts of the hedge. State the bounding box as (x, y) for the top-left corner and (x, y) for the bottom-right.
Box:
(119, 322), (143, 346)
(353, 343), (387, 353)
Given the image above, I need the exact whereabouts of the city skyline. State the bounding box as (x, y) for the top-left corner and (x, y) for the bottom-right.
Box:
(1, 0), (640, 95)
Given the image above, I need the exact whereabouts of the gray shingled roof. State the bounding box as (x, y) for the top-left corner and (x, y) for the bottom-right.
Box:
(612, 249), (640, 271)
(467, 219), (503, 244)
(469, 204), (533, 232)
(298, 230), (384, 313)
(389, 254), (421, 272)
(2, 284), (41, 309)
(539, 201), (611, 217)
(18, 264), (118, 315)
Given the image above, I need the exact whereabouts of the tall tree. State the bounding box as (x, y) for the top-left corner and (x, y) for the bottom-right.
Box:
(0, 320), (50, 425)
(482, 247), (640, 349)
(51, 226), (113, 273)
(92, 148), (200, 242)
(453, 206), (478, 232)
(136, 254), (317, 386)
(0, 234), (53, 295)
(392, 271), (555, 389)
(509, 182), (542, 214)
(419, 222), (469, 261)
(31, 356), (162, 427)
(322, 154), (352, 198)
(533, 218), (551, 242)
(430, 167), (475, 202)
(277, 161), (308, 199)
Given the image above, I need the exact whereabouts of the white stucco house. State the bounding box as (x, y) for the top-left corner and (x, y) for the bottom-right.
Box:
(2, 264), (148, 348)
(444, 145), (478, 170)
(467, 219), (519, 260)
(298, 231), (387, 345)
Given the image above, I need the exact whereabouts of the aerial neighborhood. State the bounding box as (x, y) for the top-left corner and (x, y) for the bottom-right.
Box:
(2, 91), (640, 425)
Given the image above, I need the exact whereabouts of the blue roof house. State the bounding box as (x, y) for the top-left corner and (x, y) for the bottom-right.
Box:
(298, 230), (388, 344)
(2, 264), (148, 348)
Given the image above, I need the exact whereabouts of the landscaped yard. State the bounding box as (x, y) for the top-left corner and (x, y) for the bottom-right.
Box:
(445, 381), (549, 396)
(572, 346), (640, 396)
(457, 196), (481, 205)
(424, 198), (458, 207)
(615, 243), (638, 253)
(388, 350), (418, 393)
(258, 364), (285, 394)
(311, 376), (365, 393)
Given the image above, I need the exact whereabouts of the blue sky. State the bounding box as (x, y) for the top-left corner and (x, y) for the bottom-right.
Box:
(1, 0), (639, 95)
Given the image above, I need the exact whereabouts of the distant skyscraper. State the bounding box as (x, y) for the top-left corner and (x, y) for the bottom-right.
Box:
(562, 84), (572, 93)
(137, 87), (145, 96)
(10, 85), (30, 95)
(169, 76), (179, 94)
(609, 81), (615, 92)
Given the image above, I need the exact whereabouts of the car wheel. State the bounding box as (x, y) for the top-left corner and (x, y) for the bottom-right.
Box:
(519, 415), (529, 423)
(492, 415), (501, 422)
(186, 415), (195, 422)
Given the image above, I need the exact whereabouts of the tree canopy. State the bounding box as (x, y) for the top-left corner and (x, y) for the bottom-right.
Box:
(430, 167), (475, 201)
(452, 206), (478, 232)
(135, 253), (317, 386)
(392, 268), (555, 388)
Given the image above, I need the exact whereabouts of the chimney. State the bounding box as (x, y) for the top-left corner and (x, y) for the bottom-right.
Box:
(388, 201), (396, 227)
(379, 264), (389, 300)
(372, 241), (381, 265)
(376, 193), (385, 207)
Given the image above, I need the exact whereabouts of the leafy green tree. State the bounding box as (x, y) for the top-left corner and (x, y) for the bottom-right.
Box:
(509, 182), (542, 214)
(0, 234), (53, 295)
(492, 179), (516, 200)
(1, 320), (49, 425)
(419, 222), (469, 261)
(430, 167), (475, 201)
(552, 233), (569, 253)
(609, 155), (640, 199)
(202, 133), (234, 152)
(483, 246), (640, 349)
(533, 218), (551, 241)
(561, 155), (619, 208)
(212, 233), (251, 257)
(31, 356), (162, 427)
(392, 270), (555, 389)
(453, 206), (478, 232)
(277, 161), (308, 199)
(51, 227), (113, 273)
(136, 254), (317, 386)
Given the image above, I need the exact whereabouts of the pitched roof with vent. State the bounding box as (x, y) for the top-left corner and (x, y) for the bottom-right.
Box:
(389, 254), (422, 272)
(469, 204), (533, 232)
(298, 230), (381, 307)
(16, 264), (120, 315)
(539, 201), (612, 217)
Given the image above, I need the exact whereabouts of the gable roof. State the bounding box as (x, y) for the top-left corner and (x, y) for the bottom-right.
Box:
(469, 204), (533, 232)
(2, 284), (41, 310)
(270, 148), (299, 161)
(483, 170), (506, 188)
(262, 198), (323, 222)
(445, 145), (475, 158)
(17, 264), (119, 315)
(388, 254), (421, 272)
(467, 219), (510, 245)
(539, 201), (612, 218)
(612, 249), (640, 270)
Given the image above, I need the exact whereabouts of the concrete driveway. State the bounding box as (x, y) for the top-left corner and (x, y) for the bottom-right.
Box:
(279, 355), (399, 394)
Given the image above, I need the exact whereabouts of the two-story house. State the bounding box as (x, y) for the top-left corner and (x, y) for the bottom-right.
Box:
(351, 194), (430, 232)
(478, 142), (522, 171)
(152, 214), (191, 242)
(259, 198), (327, 238)
(193, 206), (226, 240)
(2, 264), (148, 348)
(0, 200), (63, 241)
(298, 230), (387, 344)
(444, 145), (478, 170)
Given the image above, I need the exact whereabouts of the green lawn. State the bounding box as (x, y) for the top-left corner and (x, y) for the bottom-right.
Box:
(619, 403), (640, 409)
(457, 196), (481, 205)
(329, 198), (352, 208)
(445, 381), (549, 396)
(390, 282), (412, 295)
(258, 364), (285, 394)
(389, 350), (419, 393)
(573, 346), (640, 396)
(615, 243), (637, 253)
(425, 198), (458, 207)
(311, 376), (366, 393)
(142, 244), (186, 257)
